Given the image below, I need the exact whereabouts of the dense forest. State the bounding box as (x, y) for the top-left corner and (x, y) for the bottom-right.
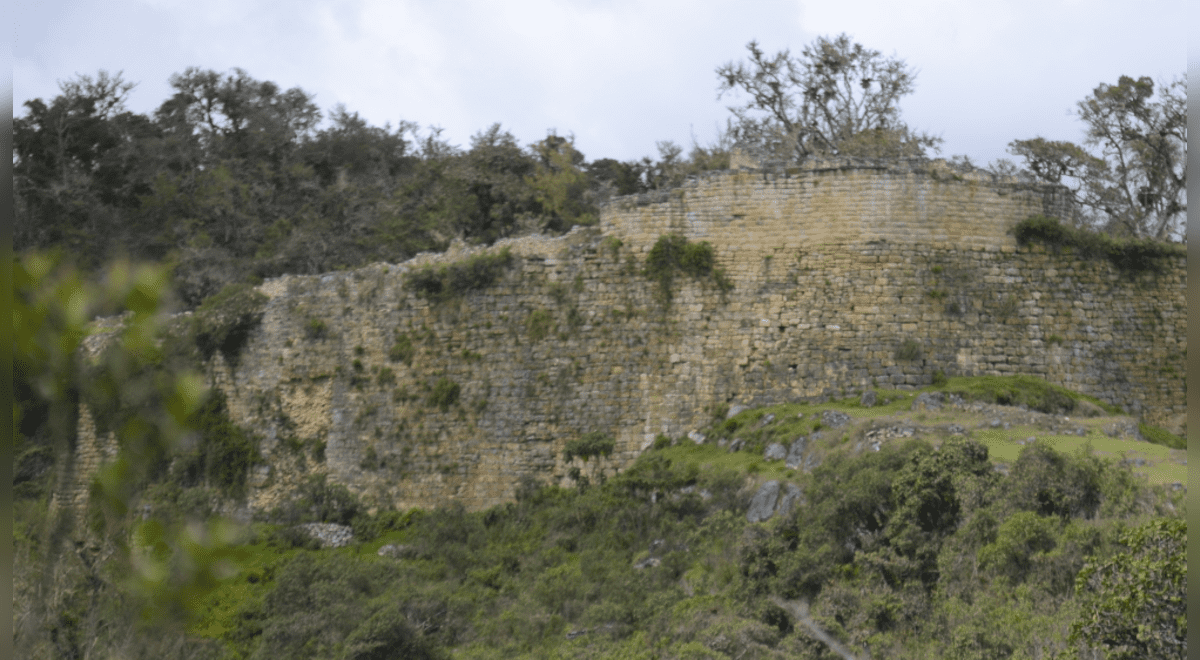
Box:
(13, 66), (733, 308)
(14, 34), (1187, 660)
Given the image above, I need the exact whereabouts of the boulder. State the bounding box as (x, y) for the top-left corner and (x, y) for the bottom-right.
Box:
(821, 410), (851, 428)
(860, 390), (877, 407)
(746, 481), (781, 522)
(776, 483), (803, 517)
(785, 437), (807, 470)
(764, 443), (787, 461)
(296, 522), (354, 549)
(912, 392), (944, 411)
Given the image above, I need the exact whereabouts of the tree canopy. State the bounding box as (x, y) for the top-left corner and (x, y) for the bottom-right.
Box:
(716, 34), (941, 162)
(1007, 75), (1186, 241)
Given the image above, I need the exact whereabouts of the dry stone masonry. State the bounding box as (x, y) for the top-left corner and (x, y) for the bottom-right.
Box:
(79, 158), (1189, 514)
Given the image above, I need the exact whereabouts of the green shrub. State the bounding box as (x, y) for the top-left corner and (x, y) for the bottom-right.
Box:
(406, 248), (515, 302)
(377, 367), (396, 386)
(526, 309), (554, 341)
(644, 234), (730, 304)
(389, 333), (415, 365)
(931, 369), (948, 386)
(192, 282), (269, 364)
(563, 432), (616, 462)
(1013, 215), (1183, 274)
(935, 375), (1110, 415)
(428, 378), (461, 411)
(306, 317), (329, 340)
(1138, 423), (1185, 450)
(173, 390), (261, 499)
(896, 339), (922, 361)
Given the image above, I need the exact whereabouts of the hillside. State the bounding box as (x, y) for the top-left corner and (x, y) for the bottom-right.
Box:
(167, 378), (1185, 659)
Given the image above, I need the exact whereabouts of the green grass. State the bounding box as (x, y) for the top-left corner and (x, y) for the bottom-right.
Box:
(934, 375), (1120, 415)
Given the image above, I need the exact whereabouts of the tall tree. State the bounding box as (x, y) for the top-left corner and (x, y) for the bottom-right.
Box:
(13, 71), (158, 259)
(1008, 75), (1186, 241)
(154, 67), (321, 167)
(716, 34), (941, 162)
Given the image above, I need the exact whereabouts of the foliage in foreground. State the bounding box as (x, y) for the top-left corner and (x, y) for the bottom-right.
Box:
(150, 431), (1183, 660)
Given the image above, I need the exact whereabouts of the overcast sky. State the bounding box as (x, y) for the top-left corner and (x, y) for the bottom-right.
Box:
(13, 0), (1189, 168)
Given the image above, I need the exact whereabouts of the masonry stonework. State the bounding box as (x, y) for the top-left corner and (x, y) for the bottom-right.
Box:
(79, 159), (1189, 514)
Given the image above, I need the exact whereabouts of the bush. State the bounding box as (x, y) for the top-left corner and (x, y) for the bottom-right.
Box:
(526, 309), (554, 341)
(294, 474), (361, 525)
(936, 375), (1105, 415)
(306, 317), (329, 340)
(389, 333), (415, 365)
(428, 378), (461, 411)
(563, 432), (616, 462)
(896, 339), (922, 361)
(192, 282), (269, 364)
(406, 248), (515, 302)
(1138, 423), (1185, 450)
(1013, 215), (1183, 275)
(174, 390), (261, 499)
(644, 234), (730, 304)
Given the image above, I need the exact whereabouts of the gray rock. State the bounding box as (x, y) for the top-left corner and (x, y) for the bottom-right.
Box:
(764, 443), (787, 461)
(912, 392), (944, 411)
(687, 430), (706, 444)
(296, 523), (354, 549)
(726, 404), (748, 420)
(378, 543), (418, 559)
(633, 556), (661, 569)
(776, 483), (802, 517)
(755, 413), (776, 429)
(785, 437), (807, 469)
(746, 481), (781, 522)
(821, 410), (851, 428)
(860, 390), (877, 407)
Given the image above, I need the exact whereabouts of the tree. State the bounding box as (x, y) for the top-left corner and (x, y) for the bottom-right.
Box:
(716, 34), (941, 162)
(1007, 75), (1185, 241)
(154, 67), (320, 166)
(14, 71), (160, 260)
(1068, 518), (1186, 659)
(527, 132), (597, 231)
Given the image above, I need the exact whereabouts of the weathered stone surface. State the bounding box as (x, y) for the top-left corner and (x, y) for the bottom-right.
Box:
(64, 159), (1186, 515)
(378, 544), (419, 559)
(785, 437), (807, 470)
(860, 390), (877, 408)
(296, 523), (354, 548)
(912, 392), (944, 411)
(776, 483), (803, 518)
(763, 443), (787, 461)
(747, 481), (781, 522)
(821, 410), (851, 429)
(747, 481), (803, 523)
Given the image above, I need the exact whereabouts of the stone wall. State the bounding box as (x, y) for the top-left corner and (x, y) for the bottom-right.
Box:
(75, 159), (1189, 514)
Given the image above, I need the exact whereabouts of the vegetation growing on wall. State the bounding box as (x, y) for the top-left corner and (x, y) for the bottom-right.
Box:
(562, 432), (616, 462)
(191, 282), (269, 364)
(428, 377), (462, 411)
(173, 390), (262, 499)
(1013, 215), (1184, 274)
(407, 248), (515, 302)
(644, 234), (734, 304)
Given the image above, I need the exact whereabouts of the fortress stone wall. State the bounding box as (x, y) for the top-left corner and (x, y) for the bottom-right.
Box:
(77, 159), (1189, 514)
